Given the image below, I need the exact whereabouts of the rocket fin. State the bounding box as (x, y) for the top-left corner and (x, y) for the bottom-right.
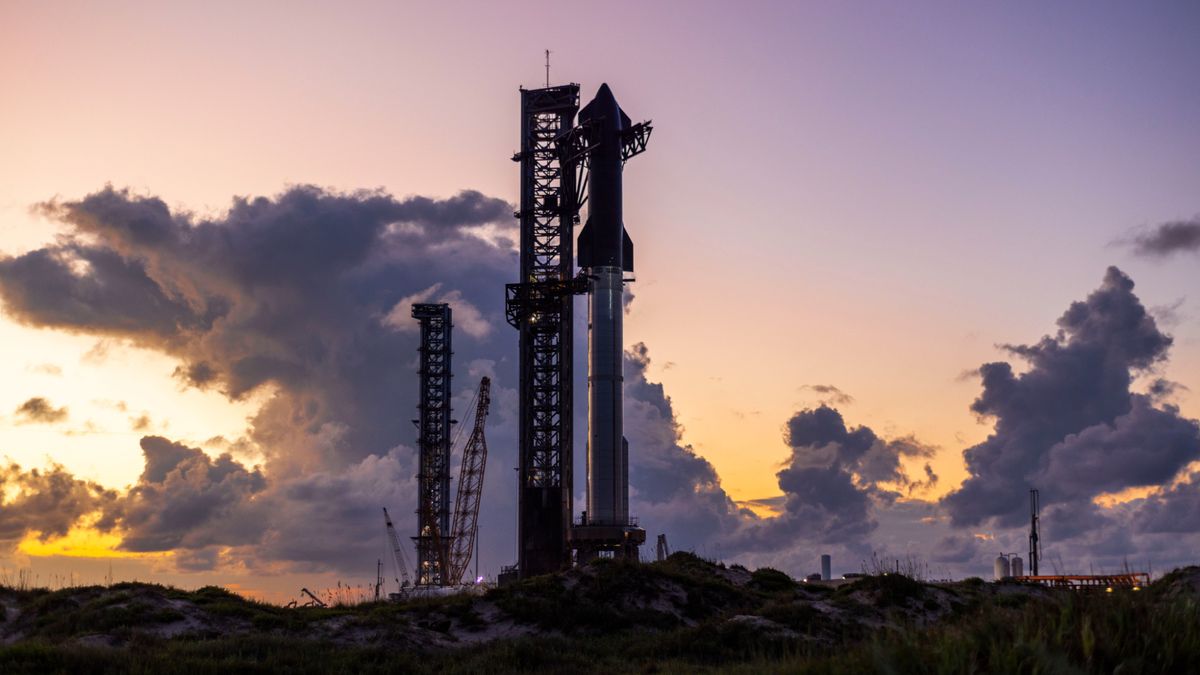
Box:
(578, 218), (594, 269)
(622, 227), (634, 272)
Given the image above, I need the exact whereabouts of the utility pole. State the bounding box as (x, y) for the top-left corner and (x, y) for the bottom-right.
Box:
(1029, 488), (1041, 576)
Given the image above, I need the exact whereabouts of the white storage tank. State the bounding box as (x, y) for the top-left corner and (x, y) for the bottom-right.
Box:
(994, 555), (1011, 580)
(1011, 555), (1023, 578)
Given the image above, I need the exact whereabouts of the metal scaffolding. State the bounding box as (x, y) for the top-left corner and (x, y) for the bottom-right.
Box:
(447, 377), (491, 585)
(412, 303), (452, 586)
(506, 84), (581, 578)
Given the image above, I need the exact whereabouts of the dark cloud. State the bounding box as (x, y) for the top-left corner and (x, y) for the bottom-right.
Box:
(1147, 378), (1188, 402)
(89, 435), (421, 573)
(0, 462), (116, 542)
(801, 384), (855, 406)
(907, 463), (939, 496)
(929, 534), (981, 564)
(174, 362), (218, 388)
(174, 547), (222, 572)
(942, 267), (1200, 530)
(1134, 471), (1200, 535)
(623, 344), (745, 550)
(1040, 498), (1120, 544)
(0, 431), (420, 574)
(785, 406), (933, 487)
(247, 448), (419, 573)
(14, 397), (69, 424)
(1039, 398), (1200, 501)
(6, 184), (1195, 582)
(0, 180), (870, 578)
(1128, 217), (1200, 257)
(732, 406), (933, 550)
(99, 437), (266, 552)
(0, 184), (521, 573)
(0, 185), (514, 470)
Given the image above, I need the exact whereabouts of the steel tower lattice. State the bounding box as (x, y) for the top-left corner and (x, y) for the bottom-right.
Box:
(412, 303), (452, 586)
(447, 377), (491, 585)
(505, 84), (581, 578)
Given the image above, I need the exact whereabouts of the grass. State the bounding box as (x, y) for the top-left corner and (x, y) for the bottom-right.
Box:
(729, 583), (1200, 675)
(0, 565), (1197, 674)
(834, 572), (929, 608)
(748, 567), (797, 595)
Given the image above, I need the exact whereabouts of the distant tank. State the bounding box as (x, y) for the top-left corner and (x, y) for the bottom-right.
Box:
(821, 554), (832, 581)
(994, 555), (1011, 581)
(1011, 555), (1024, 578)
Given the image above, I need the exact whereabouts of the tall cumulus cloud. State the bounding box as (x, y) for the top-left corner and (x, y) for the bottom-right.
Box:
(0, 185), (517, 571)
(942, 267), (1199, 529)
(0, 185), (740, 575)
(730, 405), (935, 554)
(3, 186), (1198, 579)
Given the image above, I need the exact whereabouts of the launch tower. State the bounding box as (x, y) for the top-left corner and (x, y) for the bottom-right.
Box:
(505, 85), (582, 578)
(506, 81), (651, 574)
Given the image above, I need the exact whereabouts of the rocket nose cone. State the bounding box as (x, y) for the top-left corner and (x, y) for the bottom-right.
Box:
(592, 83), (619, 106)
(580, 82), (622, 124)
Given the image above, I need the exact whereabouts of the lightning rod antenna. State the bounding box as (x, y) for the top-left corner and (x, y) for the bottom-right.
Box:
(545, 49), (551, 87)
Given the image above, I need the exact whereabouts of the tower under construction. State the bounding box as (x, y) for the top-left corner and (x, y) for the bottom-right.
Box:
(412, 303), (452, 586)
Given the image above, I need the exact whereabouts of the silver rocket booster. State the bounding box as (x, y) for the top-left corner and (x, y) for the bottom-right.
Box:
(577, 83), (636, 527)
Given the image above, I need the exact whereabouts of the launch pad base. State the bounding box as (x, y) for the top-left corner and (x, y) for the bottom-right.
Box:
(569, 524), (646, 563)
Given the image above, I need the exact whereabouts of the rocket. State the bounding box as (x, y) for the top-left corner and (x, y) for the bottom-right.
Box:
(577, 83), (635, 527)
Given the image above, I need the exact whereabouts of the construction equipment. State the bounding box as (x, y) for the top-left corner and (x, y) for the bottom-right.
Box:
(383, 507), (413, 592)
(382, 376), (492, 591)
(446, 377), (492, 585)
(374, 559), (383, 602)
(299, 587), (327, 607)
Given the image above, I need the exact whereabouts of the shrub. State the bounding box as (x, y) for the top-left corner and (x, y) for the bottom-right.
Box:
(749, 568), (798, 595)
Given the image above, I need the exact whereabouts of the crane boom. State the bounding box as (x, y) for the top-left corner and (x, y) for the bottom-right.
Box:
(447, 377), (491, 585)
(383, 507), (413, 591)
(299, 587), (327, 607)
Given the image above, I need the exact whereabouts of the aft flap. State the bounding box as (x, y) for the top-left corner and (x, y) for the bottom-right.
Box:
(622, 227), (634, 273)
(577, 218), (594, 269)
